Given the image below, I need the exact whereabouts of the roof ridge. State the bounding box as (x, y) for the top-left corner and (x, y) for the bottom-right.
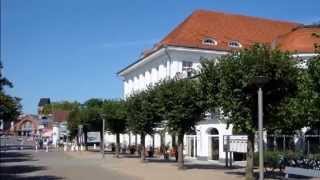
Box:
(193, 9), (300, 25)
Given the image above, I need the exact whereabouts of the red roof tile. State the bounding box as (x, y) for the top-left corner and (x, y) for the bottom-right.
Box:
(275, 26), (320, 53)
(159, 10), (300, 51)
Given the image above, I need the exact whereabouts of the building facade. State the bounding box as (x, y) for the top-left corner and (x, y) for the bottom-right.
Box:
(116, 10), (320, 161)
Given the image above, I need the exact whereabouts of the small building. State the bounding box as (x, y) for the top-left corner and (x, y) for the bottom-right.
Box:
(52, 110), (70, 145)
(13, 115), (40, 136)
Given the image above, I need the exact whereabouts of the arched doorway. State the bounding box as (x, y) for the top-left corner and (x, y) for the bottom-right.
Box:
(207, 128), (219, 160)
(186, 130), (197, 158)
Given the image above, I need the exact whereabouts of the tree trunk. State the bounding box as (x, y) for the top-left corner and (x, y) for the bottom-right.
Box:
(115, 133), (120, 158)
(177, 133), (184, 169)
(140, 133), (145, 162)
(172, 133), (176, 148)
(84, 127), (88, 151)
(100, 130), (104, 153)
(160, 131), (165, 154)
(135, 134), (138, 155)
(245, 132), (255, 180)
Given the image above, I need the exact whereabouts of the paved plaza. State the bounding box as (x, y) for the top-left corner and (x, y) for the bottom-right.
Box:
(1, 149), (318, 180)
(0, 150), (138, 180)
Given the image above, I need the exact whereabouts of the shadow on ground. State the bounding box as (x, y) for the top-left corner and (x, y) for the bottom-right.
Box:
(183, 164), (242, 170)
(0, 151), (64, 180)
(0, 174), (63, 180)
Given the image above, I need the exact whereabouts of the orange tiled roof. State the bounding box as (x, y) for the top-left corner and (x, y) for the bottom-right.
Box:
(275, 26), (320, 53)
(158, 10), (300, 51)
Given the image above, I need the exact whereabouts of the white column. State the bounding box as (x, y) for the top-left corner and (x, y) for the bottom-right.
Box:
(133, 76), (138, 92)
(151, 67), (157, 85)
(124, 80), (128, 97)
(139, 73), (144, 90)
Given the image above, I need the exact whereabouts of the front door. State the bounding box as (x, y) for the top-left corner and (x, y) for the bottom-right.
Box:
(211, 137), (219, 160)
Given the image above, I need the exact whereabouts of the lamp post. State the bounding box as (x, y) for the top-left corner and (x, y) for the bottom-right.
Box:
(101, 115), (105, 159)
(256, 75), (268, 180)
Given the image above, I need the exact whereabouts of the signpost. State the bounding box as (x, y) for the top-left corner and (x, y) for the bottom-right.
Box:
(87, 132), (101, 143)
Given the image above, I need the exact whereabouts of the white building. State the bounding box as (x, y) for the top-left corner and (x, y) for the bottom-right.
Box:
(116, 10), (320, 161)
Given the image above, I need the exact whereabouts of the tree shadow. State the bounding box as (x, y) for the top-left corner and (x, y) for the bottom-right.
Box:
(0, 158), (38, 163)
(0, 151), (38, 164)
(0, 165), (47, 174)
(0, 152), (32, 158)
(183, 164), (242, 170)
(0, 151), (64, 180)
(0, 174), (63, 180)
(145, 158), (177, 164)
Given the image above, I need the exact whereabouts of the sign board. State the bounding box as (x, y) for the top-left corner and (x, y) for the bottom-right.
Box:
(87, 132), (101, 143)
(223, 135), (247, 153)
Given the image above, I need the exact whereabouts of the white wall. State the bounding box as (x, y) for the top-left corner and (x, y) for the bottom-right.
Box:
(122, 47), (227, 98)
(119, 46), (230, 160)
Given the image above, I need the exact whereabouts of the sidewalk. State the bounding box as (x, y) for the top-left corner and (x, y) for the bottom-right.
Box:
(66, 151), (245, 180)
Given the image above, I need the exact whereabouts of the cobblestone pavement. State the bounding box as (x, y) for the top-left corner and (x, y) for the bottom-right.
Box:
(0, 150), (139, 180)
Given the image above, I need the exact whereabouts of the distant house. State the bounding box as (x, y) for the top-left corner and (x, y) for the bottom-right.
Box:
(13, 114), (40, 136)
(117, 10), (320, 161)
(52, 110), (70, 145)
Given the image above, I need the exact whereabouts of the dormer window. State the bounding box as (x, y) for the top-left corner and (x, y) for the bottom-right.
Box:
(202, 38), (218, 46)
(228, 41), (242, 48)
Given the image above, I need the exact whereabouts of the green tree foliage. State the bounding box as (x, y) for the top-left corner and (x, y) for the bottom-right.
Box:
(0, 61), (21, 129)
(102, 100), (127, 158)
(0, 93), (22, 129)
(157, 79), (204, 168)
(126, 87), (162, 161)
(41, 101), (80, 115)
(67, 99), (103, 142)
(307, 56), (320, 128)
(0, 61), (13, 91)
(199, 44), (300, 180)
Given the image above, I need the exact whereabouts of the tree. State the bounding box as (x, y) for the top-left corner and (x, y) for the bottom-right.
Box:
(41, 101), (80, 115)
(67, 99), (103, 148)
(199, 44), (299, 180)
(0, 61), (13, 92)
(307, 56), (320, 130)
(0, 93), (22, 129)
(157, 79), (204, 169)
(0, 60), (21, 130)
(102, 100), (127, 158)
(126, 87), (162, 162)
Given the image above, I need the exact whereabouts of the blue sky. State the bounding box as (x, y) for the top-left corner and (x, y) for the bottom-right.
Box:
(1, 0), (319, 114)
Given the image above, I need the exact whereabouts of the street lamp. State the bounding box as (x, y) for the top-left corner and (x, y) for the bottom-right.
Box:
(100, 115), (106, 159)
(255, 75), (268, 180)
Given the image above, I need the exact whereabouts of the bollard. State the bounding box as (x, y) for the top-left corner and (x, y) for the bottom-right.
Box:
(64, 145), (67, 152)
(94, 144), (96, 150)
(46, 145), (49, 152)
(35, 145), (38, 152)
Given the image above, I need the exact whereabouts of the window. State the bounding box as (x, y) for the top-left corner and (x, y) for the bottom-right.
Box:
(182, 61), (193, 70)
(182, 61), (193, 77)
(228, 41), (242, 48)
(202, 38), (218, 46)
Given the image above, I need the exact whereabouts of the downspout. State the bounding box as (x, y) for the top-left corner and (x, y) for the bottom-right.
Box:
(164, 46), (172, 79)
